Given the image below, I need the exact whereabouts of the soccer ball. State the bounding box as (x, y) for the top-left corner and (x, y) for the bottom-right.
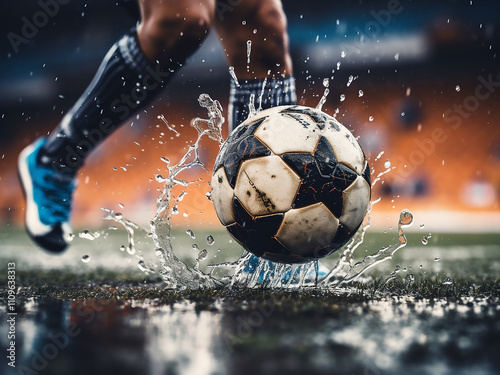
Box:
(211, 105), (371, 263)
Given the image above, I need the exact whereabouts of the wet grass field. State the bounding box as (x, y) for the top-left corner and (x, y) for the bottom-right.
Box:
(1, 227), (499, 375)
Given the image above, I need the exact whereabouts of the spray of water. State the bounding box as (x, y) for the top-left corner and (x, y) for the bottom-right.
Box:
(149, 94), (224, 289)
(103, 91), (413, 292)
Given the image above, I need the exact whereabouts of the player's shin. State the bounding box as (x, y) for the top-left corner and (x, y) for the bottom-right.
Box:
(39, 27), (180, 175)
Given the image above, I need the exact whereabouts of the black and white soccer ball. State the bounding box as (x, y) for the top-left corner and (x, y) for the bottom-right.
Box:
(211, 105), (371, 264)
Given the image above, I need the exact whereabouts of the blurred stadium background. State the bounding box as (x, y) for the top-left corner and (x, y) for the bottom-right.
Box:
(1, 0), (499, 234)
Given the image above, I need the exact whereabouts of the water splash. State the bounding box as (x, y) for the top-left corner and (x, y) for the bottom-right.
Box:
(150, 94), (224, 289)
(157, 114), (179, 136)
(320, 209), (413, 287)
(100, 93), (416, 292)
(257, 73), (270, 112)
(247, 93), (257, 120)
(102, 209), (139, 255)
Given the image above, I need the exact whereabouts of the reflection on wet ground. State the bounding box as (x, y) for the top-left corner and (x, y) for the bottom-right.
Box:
(1, 230), (499, 374)
(2, 289), (499, 375)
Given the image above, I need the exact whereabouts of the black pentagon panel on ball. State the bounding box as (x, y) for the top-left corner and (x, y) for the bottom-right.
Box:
(282, 136), (354, 217)
(213, 117), (271, 189)
(282, 153), (321, 209)
(228, 196), (290, 257)
(329, 223), (355, 252)
(314, 136), (338, 176)
(332, 163), (358, 192)
(362, 161), (371, 187)
(319, 185), (344, 218)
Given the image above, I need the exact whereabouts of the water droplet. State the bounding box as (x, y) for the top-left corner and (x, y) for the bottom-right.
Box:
(384, 159), (391, 169)
(420, 224), (425, 229)
(186, 229), (196, 239)
(206, 235), (215, 245)
(155, 174), (166, 183)
(246, 40), (252, 64)
(81, 255), (90, 263)
(198, 249), (208, 261)
(369, 116), (374, 121)
(434, 257), (440, 262)
(358, 90), (364, 97)
(120, 245), (125, 252)
(316, 80), (330, 110)
(455, 85), (460, 92)
(421, 234), (432, 245)
(79, 230), (96, 241)
(398, 209), (413, 244)
(341, 51), (346, 58)
(394, 52), (400, 61)
(228, 66), (240, 87)
(442, 277), (453, 285)
(399, 209), (413, 226)
(205, 191), (212, 201)
(192, 244), (200, 251)
(340, 94), (345, 102)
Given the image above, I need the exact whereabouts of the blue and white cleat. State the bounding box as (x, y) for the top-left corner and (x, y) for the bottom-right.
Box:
(18, 138), (75, 252)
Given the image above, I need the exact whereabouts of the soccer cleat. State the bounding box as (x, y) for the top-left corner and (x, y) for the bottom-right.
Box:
(18, 138), (75, 252)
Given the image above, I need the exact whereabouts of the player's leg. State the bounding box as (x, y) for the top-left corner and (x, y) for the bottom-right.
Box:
(214, 0), (296, 130)
(18, 0), (215, 252)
